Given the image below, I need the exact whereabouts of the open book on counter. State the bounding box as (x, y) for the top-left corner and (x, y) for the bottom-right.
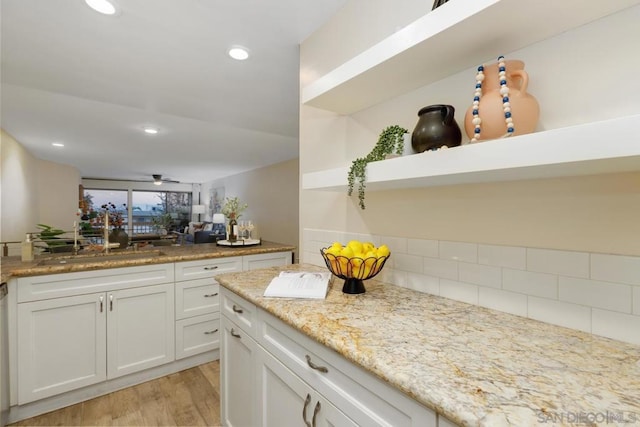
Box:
(263, 271), (332, 299)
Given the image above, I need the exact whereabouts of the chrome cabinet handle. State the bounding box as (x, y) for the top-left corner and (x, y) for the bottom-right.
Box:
(204, 329), (219, 335)
(232, 304), (243, 313)
(230, 328), (241, 338)
(204, 293), (218, 298)
(99, 295), (104, 312)
(305, 355), (328, 373)
(203, 266), (218, 271)
(302, 393), (311, 427)
(312, 401), (321, 427)
(109, 294), (113, 311)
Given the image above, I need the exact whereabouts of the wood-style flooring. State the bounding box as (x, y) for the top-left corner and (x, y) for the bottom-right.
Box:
(10, 361), (221, 427)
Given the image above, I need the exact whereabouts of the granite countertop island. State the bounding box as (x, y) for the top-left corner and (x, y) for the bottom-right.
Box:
(216, 264), (640, 427)
(0, 240), (295, 282)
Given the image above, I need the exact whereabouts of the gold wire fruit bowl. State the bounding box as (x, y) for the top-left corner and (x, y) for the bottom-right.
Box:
(320, 248), (390, 294)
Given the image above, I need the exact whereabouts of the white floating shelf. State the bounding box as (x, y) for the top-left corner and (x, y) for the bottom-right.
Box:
(302, 115), (640, 192)
(301, 0), (640, 114)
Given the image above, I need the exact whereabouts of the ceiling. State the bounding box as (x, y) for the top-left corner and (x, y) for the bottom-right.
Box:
(1, 0), (347, 184)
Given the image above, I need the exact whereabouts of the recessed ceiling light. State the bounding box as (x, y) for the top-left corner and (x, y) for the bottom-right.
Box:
(143, 127), (159, 135)
(228, 47), (249, 61)
(85, 0), (117, 15)
(52, 142), (65, 148)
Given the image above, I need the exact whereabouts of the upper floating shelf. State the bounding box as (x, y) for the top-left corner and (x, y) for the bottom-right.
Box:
(301, 115), (640, 192)
(301, 0), (640, 114)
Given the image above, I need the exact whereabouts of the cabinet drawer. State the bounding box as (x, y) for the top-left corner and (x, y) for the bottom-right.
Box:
(221, 288), (257, 339)
(175, 257), (242, 282)
(17, 263), (175, 303)
(242, 252), (292, 271)
(258, 309), (436, 427)
(176, 313), (220, 360)
(175, 279), (219, 320)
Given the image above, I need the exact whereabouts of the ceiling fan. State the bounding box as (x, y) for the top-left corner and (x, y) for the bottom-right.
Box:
(152, 174), (180, 185)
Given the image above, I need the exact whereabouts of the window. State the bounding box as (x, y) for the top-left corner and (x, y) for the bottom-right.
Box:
(83, 188), (192, 236)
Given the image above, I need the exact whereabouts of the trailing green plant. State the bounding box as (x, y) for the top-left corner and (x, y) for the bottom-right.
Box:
(347, 125), (408, 209)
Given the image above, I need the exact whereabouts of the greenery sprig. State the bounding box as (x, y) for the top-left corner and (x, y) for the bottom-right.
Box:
(347, 125), (408, 209)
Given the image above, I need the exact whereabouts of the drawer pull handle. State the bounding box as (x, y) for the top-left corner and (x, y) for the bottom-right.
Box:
(305, 355), (328, 373)
(204, 293), (218, 298)
(232, 304), (243, 313)
(204, 329), (219, 335)
(99, 295), (104, 312)
(302, 393), (311, 427)
(230, 328), (241, 338)
(109, 294), (114, 311)
(312, 401), (321, 427)
(203, 266), (219, 271)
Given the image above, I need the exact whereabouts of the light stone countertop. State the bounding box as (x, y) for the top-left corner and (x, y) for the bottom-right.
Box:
(0, 241), (295, 282)
(216, 264), (640, 427)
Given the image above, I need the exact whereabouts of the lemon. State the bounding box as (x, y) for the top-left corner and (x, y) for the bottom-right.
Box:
(325, 246), (341, 257)
(340, 246), (354, 258)
(377, 244), (390, 258)
(362, 242), (375, 253)
(347, 240), (363, 253)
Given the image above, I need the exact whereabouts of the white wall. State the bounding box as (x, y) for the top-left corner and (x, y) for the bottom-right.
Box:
(202, 159), (299, 259)
(299, 4), (640, 344)
(1, 130), (81, 254)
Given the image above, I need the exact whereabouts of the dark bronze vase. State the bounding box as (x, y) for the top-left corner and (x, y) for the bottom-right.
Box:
(411, 104), (462, 153)
(109, 228), (129, 249)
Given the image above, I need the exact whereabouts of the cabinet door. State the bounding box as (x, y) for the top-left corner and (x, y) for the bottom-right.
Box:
(107, 283), (174, 378)
(220, 315), (258, 427)
(257, 346), (356, 427)
(17, 293), (106, 404)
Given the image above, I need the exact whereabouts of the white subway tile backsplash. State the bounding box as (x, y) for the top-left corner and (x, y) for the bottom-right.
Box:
(559, 276), (632, 313)
(527, 248), (589, 278)
(440, 279), (478, 305)
(592, 309), (640, 346)
(408, 238), (438, 258)
(304, 229), (640, 346)
(406, 272), (440, 295)
(424, 257), (458, 280)
(502, 269), (558, 299)
(478, 244), (526, 269)
(528, 297), (592, 333)
(458, 262), (501, 288)
(378, 235), (408, 254)
(591, 253), (640, 286)
(440, 241), (477, 263)
(393, 253), (424, 274)
(478, 288), (528, 317)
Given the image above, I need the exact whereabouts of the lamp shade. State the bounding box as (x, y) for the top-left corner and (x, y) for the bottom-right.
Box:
(212, 213), (225, 224)
(192, 205), (206, 214)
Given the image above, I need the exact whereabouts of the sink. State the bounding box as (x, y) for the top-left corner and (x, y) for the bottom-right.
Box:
(37, 250), (165, 266)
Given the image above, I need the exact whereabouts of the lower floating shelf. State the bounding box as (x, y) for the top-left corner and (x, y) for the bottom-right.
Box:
(302, 115), (640, 192)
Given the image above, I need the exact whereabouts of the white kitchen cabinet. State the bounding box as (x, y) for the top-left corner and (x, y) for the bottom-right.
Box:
(220, 314), (258, 427)
(257, 346), (357, 427)
(175, 313), (220, 360)
(106, 283), (175, 379)
(17, 293), (107, 404)
(174, 257), (242, 282)
(220, 287), (437, 427)
(17, 283), (174, 404)
(242, 252), (292, 271)
(174, 262), (229, 361)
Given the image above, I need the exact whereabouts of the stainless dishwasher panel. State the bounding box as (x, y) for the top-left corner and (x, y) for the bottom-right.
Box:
(0, 282), (8, 427)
